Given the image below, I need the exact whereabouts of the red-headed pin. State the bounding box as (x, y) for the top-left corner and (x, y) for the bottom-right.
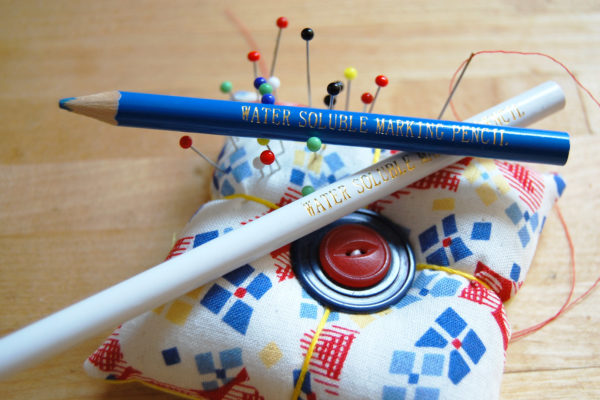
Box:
(369, 74), (388, 113)
(270, 17), (288, 78)
(179, 136), (225, 171)
(361, 92), (374, 113)
(247, 50), (261, 79)
(260, 150), (276, 165)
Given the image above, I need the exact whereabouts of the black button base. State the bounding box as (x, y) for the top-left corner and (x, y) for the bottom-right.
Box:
(290, 209), (415, 314)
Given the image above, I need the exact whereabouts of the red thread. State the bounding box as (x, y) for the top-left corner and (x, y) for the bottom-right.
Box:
(225, 9), (269, 78)
(447, 50), (600, 122)
(511, 204), (580, 341)
(444, 51), (600, 340)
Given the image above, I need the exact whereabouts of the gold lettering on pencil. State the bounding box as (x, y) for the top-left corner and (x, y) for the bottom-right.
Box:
(339, 114), (348, 131)
(318, 112), (327, 129)
(361, 174), (373, 190)
(313, 197), (327, 214)
(417, 122), (423, 138)
(406, 121), (414, 137)
(461, 127), (470, 143)
(480, 104), (526, 127)
(250, 107), (260, 124)
(396, 120), (404, 136)
(272, 108), (280, 125)
(417, 152), (434, 163)
(261, 107), (268, 124)
(377, 167), (390, 182)
(499, 129), (505, 146)
(282, 109), (291, 126)
(308, 112), (318, 128)
(328, 114), (336, 130)
(329, 188), (343, 204)
(320, 193), (332, 208)
(375, 118), (386, 134)
(451, 125), (461, 141)
(386, 119), (394, 135)
(338, 184), (351, 200)
(472, 127), (479, 143)
(348, 116), (358, 132)
(298, 110), (307, 127)
(481, 127), (490, 144)
(241, 106), (251, 121)
(402, 155), (415, 171)
(492, 128), (498, 145)
(436, 123), (444, 140)
(370, 171), (382, 187)
(352, 178), (365, 194)
(425, 123), (435, 139)
(395, 160), (405, 175)
(360, 116), (368, 133)
(385, 162), (399, 179)
(302, 201), (316, 216)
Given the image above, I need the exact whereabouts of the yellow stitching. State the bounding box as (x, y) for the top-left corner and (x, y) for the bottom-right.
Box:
(223, 194), (280, 210)
(416, 263), (491, 290)
(291, 307), (331, 400)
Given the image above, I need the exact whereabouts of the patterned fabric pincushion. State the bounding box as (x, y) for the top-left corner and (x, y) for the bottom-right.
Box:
(84, 138), (565, 400)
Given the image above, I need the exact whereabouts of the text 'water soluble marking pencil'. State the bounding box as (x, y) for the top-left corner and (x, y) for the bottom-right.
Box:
(59, 90), (570, 165)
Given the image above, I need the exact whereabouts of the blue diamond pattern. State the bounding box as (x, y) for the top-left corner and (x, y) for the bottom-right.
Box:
(414, 307), (487, 385)
(419, 226), (439, 253)
(471, 222), (492, 240)
(201, 264), (272, 335)
(290, 168), (305, 186)
(220, 179), (235, 196)
(390, 351), (415, 374)
(505, 202), (522, 224)
(324, 152), (344, 172)
(224, 264), (254, 286)
(510, 263), (521, 281)
(518, 225), (531, 247)
(442, 215), (458, 236)
(194, 230), (219, 248)
(382, 386), (407, 400)
(161, 347), (181, 366)
(436, 308), (466, 337)
(232, 161), (252, 183)
(395, 271), (462, 309)
(194, 348), (244, 391)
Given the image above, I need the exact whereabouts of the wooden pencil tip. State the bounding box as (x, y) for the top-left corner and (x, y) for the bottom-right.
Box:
(59, 97), (76, 111)
(57, 91), (120, 125)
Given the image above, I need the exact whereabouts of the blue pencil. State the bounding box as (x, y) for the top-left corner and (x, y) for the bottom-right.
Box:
(59, 91), (570, 165)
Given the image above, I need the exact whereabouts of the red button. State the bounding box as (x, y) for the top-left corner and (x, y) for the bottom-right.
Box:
(319, 224), (391, 289)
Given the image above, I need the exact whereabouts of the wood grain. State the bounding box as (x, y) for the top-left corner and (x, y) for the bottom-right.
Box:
(1, 1), (598, 398)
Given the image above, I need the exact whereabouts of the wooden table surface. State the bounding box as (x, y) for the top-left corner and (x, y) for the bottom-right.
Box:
(1, 1), (598, 398)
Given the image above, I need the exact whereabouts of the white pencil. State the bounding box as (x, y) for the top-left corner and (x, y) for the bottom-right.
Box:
(0, 81), (565, 379)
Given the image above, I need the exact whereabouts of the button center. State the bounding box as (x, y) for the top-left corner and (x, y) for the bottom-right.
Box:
(319, 224), (391, 289)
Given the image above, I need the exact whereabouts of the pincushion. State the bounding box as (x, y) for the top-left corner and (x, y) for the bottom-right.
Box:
(84, 137), (565, 399)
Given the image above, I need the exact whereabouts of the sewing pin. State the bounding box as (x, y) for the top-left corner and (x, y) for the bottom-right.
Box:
(344, 67), (357, 110)
(301, 27), (314, 107)
(270, 17), (288, 78)
(247, 50), (261, 80)
(361, 92), (374, 113)
(369, 74), (388, 113)
(179, 135), (226, 172)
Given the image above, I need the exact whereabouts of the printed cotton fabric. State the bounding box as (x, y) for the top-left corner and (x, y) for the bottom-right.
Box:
(85, 138), (565, 399)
